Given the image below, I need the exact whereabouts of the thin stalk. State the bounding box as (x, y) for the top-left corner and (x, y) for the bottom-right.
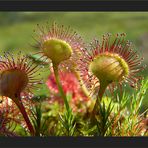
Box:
(91, 81), (108, 118)
(74, 70), (90, 97)
(52, 63), (70, 112)
(13, 96), (35, 136)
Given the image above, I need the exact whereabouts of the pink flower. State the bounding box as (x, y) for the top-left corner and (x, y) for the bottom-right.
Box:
(46, 69), (89, 113)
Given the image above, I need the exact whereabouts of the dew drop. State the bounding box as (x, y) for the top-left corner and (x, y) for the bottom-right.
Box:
(22, 96), (25, 99)
(144, 64), (147, 68)
(141, 57), (144, 61)
(37, 96), (40, 99)
(37, 89), (41, 92)
(41, 65), (45, 68)
(124, 84), (127, 87)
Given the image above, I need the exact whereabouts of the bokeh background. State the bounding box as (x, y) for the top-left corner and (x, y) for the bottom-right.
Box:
(0, 12), (147, 111)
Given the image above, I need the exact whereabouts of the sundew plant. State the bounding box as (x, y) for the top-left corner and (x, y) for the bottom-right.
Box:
(0, 13), (147, 137)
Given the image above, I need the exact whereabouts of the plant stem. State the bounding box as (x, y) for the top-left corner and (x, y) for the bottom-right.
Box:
(91, 81), (108, 118)
(74, 70), (90, 97)
(52, 63), (70, 112)
(13, 96), (35, 136)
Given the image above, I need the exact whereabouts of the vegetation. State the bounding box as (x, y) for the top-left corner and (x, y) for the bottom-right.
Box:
(0, 12), (147, 136)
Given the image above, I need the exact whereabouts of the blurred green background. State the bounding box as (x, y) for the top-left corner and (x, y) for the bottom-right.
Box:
(0, 12), (147, 111)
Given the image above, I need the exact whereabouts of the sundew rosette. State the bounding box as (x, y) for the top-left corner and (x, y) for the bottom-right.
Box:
(78, 33), (145, 98)
(34, 22), (84, 70)
(0, 52), (42, 135)
(0, 52), (41, 98)
(33, 22), (85, 112)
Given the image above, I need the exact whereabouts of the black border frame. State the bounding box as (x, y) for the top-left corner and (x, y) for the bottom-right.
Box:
(0, 0), (147, 11)
(0, 137), (148, 148)
(0, 0), (148, 148)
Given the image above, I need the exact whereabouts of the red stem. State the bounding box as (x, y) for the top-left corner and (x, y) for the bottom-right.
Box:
(14, 97), (35, 136)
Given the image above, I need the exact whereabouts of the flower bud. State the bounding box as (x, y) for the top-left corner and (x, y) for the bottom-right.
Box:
(0, 69), (28, 98)
(42, 38), (72, 64)
(89, 53), (129, 84)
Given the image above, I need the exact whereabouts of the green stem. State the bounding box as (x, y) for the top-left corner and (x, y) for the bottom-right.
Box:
(52, 63), (70, 112)
(74, 70), (90, 97)
(13, 96), (35, 136)
(91, 81), (108, 117)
